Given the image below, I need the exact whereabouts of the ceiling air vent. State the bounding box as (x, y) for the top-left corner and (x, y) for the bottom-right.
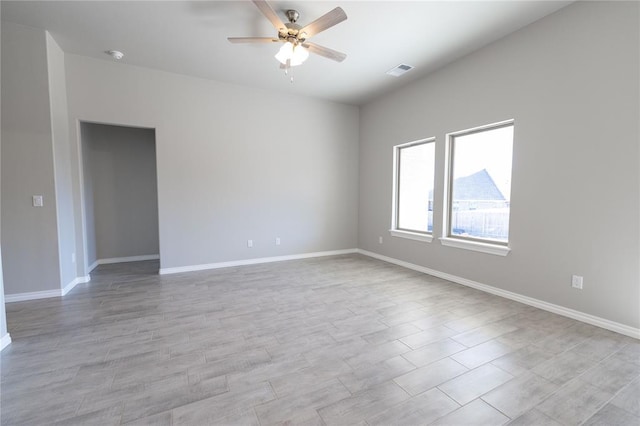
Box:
(386, 64), (414, 77)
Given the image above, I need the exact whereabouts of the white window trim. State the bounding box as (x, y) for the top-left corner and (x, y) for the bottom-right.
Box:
(442, 119), (514, 255)
(439, 237), (510, 256)
(390, 136), (436, 243)
(390, 229), (434, 243)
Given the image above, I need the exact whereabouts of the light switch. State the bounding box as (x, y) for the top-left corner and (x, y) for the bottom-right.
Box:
(32, 195), (43, 207)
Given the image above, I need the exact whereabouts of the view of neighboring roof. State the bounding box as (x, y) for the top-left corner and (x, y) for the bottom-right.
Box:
(453, 169), (505, 201)
(428, 169), (505, 201)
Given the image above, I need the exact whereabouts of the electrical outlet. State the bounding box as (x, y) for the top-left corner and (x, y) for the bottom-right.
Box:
(571, 275), (583, 289)
(379, 236), (383, 244)
(247, 239), (253, 248)
(275, 237), (281, 246)
(32, 195), (43, 207)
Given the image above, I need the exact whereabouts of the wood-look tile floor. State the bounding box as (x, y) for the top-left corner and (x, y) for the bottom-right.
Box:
(1, 254), (638, 425)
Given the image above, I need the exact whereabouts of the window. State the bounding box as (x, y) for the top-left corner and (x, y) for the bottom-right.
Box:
(391, 138), (435, 242)
(442, 120), (514, 255)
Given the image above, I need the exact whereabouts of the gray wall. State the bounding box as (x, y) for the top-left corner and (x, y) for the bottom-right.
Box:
(1, 21), (61, 294)
(0, 17), (10, 346)
(46, 32), (77, 288)
(81, 123), (159, 264)
(0, 245), (7, 345)
(64, 56), (360, 273)
(81, 123), (96, 266)
(358, 1), (639, 329)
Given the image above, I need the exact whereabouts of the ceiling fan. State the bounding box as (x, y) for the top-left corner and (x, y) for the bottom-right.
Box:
(228, 0), (347, 72)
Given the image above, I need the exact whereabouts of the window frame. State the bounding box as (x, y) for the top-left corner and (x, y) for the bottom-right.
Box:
(440, 120), (514, 256)
(390, 137), (436, 243)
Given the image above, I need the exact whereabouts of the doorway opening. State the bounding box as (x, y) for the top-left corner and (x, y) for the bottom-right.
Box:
(80, 122), (160, 273)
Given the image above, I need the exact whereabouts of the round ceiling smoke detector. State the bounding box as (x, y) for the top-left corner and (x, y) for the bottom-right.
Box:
(107, 50), (124, 60)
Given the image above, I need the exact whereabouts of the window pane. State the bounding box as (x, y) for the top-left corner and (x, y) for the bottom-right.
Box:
(450, 124), (513, 242)
(397, 142), (435, 233)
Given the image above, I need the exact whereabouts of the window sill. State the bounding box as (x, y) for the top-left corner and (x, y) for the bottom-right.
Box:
(390, 230), (433, 243)
(439, 237), (510, 256)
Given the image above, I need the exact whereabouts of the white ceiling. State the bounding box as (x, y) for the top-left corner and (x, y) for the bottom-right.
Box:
(1, 1), (573, 105)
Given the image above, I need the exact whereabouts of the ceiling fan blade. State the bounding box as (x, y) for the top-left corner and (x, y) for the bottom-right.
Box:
(299, 7), (347, 39)
(302, 42), (346, 62)
(227, 37), (280, 43)
(252, 0), (286, 31)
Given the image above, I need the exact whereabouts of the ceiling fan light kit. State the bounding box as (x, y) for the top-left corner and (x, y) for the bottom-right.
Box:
(228, 0), (347, 79)
(275, 42), (309, 67)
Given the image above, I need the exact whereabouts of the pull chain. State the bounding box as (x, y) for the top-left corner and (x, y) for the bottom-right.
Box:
(283, 59), (294, 83)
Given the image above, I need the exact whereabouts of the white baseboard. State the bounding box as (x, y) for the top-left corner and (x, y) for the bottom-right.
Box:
(159, 249), (358, 275)
(5, 289), (62, 303)
(88, 260), (99, 273)
(99, 254), (160, 265)
(88, 254), (160, 273)
(61, 275), (91, 296)
(6, 274), (91, 302)
(357, 249), (640, 340)
(0, 333), (11, 351)
(61, 278), (77, 296)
